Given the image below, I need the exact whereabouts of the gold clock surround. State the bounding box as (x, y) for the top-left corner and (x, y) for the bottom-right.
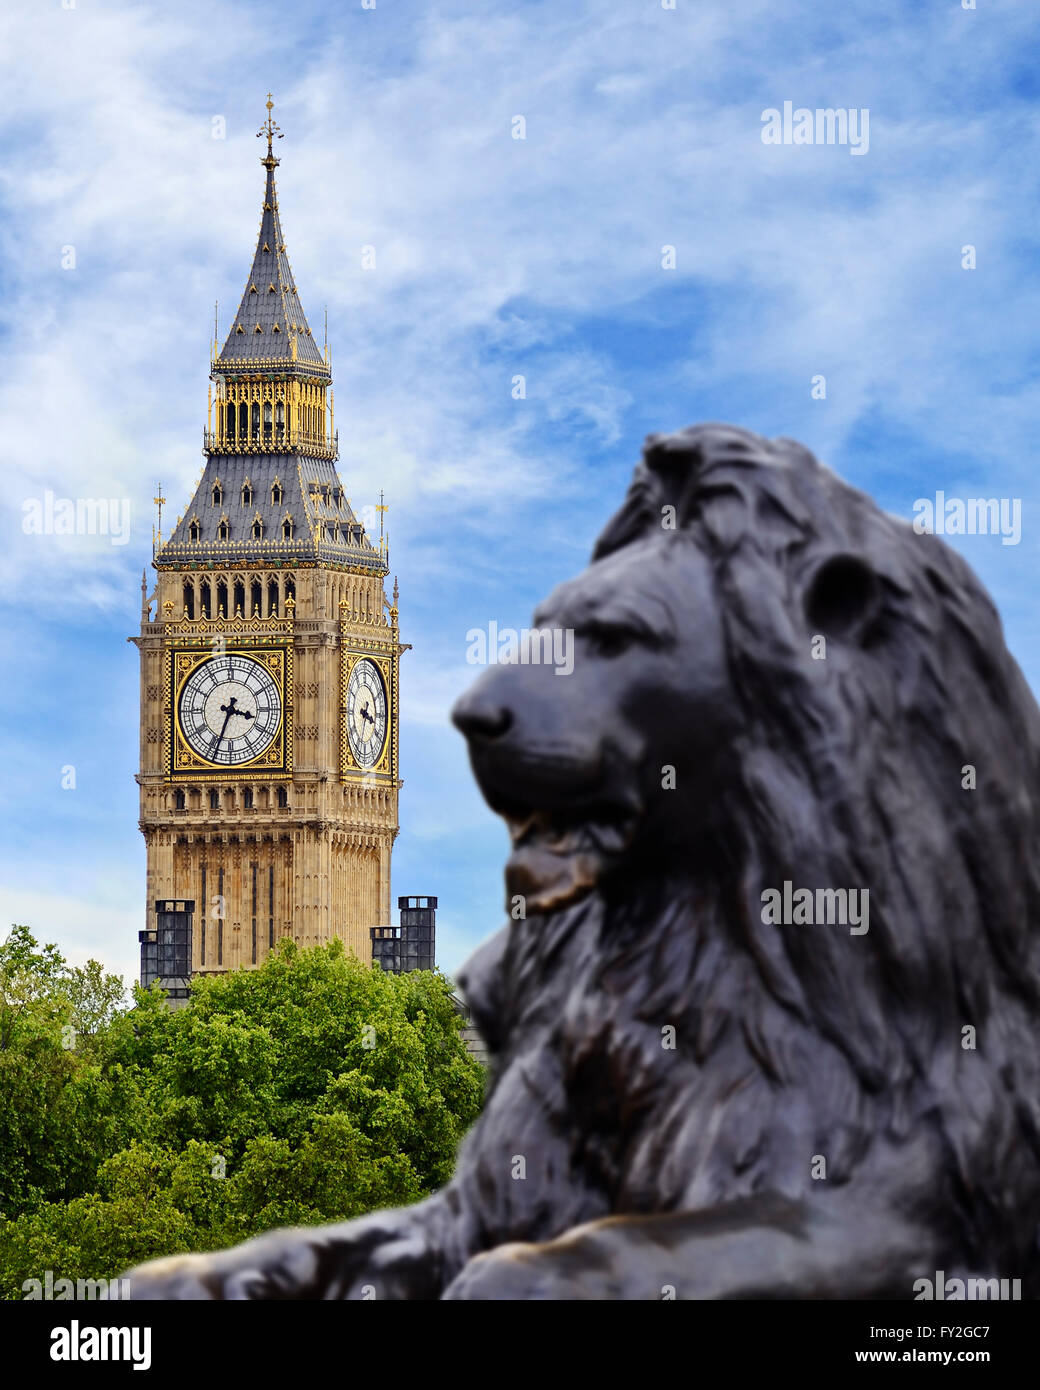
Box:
(340, 640), (395, 782)
(168, 644), (293, 777)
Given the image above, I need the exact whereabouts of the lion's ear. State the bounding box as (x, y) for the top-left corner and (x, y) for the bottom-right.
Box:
(804, 554), (881, 642)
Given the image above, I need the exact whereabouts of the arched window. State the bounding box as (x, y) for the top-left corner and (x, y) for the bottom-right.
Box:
(268, 579), (279, 616)
(263, 401), (272, 441)
(174, 790), (185, 810)
(275, 402), (284, 439)
(233, 580), (245, 616)
(200, 580), (212, 618)
(251, 402), (260, 441)
(189, 519), (200, 543)
(243, 788), (254, 809)
(218, 520), (229, 542)
(182, 582), (194, 618)
(239, 402), (248, 437)
(217, 580), (228, 616)
(252, 517), (264, 540)
(271, 480), (283, 506)
(277, 786), (288, 808)
(242, 481), (252, 506)
(251, 580), (262, 616)
(209, 789), (219, 810)
(212, 481), (223, 506)
(285, 578), (295, 606)
(282, 517), (293, 540)
(225, 403), (235, 440)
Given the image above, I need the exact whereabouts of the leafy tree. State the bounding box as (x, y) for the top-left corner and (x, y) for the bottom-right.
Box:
(0, 929), (484, 1298)
(0, 926), (132, 1217)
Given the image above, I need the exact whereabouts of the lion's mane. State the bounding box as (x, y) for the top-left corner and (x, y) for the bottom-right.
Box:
(463, 423), (1040, 1283)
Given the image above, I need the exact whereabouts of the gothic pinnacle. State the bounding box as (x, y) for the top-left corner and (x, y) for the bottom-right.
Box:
(257, 92), (283, 169)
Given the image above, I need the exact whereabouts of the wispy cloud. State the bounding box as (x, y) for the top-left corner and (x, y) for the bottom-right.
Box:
(2, 0), (1039, 974)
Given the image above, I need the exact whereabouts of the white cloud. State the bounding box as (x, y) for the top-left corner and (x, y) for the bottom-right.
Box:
(0, 882), (141, 992)
(3, 0), (1040, 975)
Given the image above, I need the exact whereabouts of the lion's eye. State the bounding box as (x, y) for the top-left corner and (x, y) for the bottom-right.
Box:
(583, 623), (631, 658)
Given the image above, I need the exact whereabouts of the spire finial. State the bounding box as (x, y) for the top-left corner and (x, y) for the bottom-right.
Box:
(258, 92), (283, 168)
(376, 489), (388, 546)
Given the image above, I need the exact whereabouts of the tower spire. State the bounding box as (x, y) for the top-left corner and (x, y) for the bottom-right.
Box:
(258, 92), (283, 168)
(214, 95), (324, 371)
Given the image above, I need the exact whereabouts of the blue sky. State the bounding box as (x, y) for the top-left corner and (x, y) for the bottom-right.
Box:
(1, 0), (1039, 987)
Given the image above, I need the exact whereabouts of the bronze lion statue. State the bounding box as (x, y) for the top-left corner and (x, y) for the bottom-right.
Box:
(130, 423), (1040, 1299)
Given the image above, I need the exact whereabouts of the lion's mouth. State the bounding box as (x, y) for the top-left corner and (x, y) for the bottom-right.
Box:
(502, 806), (639, 913)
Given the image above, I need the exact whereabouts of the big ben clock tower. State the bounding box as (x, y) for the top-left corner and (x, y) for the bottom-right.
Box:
(131, 99), (402, 994)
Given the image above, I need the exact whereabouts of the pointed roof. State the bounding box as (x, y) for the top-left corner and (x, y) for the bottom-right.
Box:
(215, 97), (326, 371)
(159, 454), (388, 574)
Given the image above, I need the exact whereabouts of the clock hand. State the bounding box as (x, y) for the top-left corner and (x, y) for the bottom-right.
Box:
(212, 695), (253, 749)
(213, 697), (239, 745)
(218, 696), (255, 722)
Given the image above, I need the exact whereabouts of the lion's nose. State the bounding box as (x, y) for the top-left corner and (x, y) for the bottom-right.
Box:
(451, 691), (513, 742)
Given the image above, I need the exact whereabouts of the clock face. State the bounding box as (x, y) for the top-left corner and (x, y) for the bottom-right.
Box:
(347, 658), (388, 770)
(178, 654), (282, 766)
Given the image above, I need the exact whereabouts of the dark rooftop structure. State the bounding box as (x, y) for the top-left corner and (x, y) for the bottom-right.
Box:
(371, 896), (438, 975)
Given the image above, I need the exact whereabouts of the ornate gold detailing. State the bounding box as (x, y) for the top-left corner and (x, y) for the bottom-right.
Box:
(154, 546), (386, 575)
(206, 355), (329, 378)
(201, 434), (340, 461)
(203, 371), (335, 457)
(373, 489), (390, 564)
(339, 593), (397, 783)
(258, 92), (283, 169)
(153, 483), (167, 547)
(166, 644), (294, 779)
(165, 608), (293, 640)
